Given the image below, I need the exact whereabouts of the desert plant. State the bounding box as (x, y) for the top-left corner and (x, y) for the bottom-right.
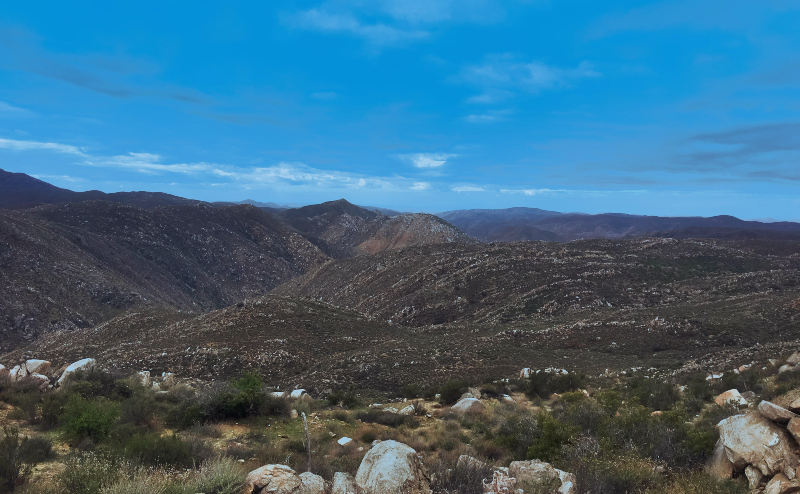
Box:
(0, 427), (53, 492)
(61, 395), (121, 443)
(55, 452), (123, 494)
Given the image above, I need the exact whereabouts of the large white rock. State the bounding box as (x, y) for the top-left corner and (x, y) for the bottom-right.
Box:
(706, 439), (734, 479)
(714, 389), (747, 406)
(787, 353), (800, 366)
(509, 460), (576, 494)
(58, 358), (96, 385)
(299, 472), (326, 494)
(519, 368), (532, 379)
(135, 371), (151, 387)
(332, 472), (357, 494)
(718, 413), (800, 477)
(399, 405), (415, 416)
(759, 401), (799, 424)
(745, 465), (765, 490)
(9, 364), (27, 382)
(290, 389), (309, 399)
(0, 364), (7, 379)
(450, 398), (486, 415)
(243, 464), (301, 494)
(355, 440), (431, 494)
(28, 373), (50, 390)
(25, 359), (51, 375)
(764, 473), (800, 494)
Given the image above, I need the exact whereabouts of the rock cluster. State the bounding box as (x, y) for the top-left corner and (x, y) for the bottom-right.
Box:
(0, 357), (97, 389)
(708, 399), (800, 491)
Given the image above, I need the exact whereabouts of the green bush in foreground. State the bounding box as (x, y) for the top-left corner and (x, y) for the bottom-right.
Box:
(0, 427), (53, 493)
(61, 395), (121, 443)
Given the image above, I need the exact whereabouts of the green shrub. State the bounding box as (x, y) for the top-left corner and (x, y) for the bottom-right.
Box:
(526, 412), (577, 464)
(625, 377), (680, 411)
(122, 433), (208, 468)
(41, 391), (70, 429)
(439, 380), (468, 405)
(488, 405), (539, 460)
(55, 452), (122, 494)
(61, 395), (120, 443)
(355, 409), (418, 428)
(0, 427), (52, 493)
(66, 370), (134, 400)
(428, 455), (492, 494)
(401, 384), (421, 399)
(327, 386), (360, 409)
(525, 372), (584, 400)
(188, 457), (246, 494)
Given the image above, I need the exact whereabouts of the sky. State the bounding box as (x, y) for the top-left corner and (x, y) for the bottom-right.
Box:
(1, 1), (799, 218)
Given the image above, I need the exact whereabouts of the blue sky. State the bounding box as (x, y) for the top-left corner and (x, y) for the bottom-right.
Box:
(1, 1), (799, 218)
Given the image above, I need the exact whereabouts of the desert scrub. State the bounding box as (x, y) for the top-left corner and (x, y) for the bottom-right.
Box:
(355, 409), (419, 428)
(428, 453), (492, 494)
(61, 394), (121, 443)
(0, 427), (53, 493)
(625, 377), (681, 411)
(524, 371), (585, 400)
(55, 452), (124, 494)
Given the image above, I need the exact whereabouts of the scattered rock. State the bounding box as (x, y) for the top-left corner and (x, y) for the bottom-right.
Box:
(399, 405), (415, 416)
(509, 459), (576, 494)
(714, 389), (747, 407)
(28, 373), (50, 390)
(161, 372), (176, 388)
(759, 401), (799, 424)
(299, 472), (326, 494)
(24, 359), (51, 375)
(291, 389), (309, 399)
(58, 358), (96, 386)
(332, 472), (357, 494)
(0, 364), (7, 379)
(745, 465), (765, 490)
(450, 398), (487, 415)
(290, 409), (299, 419)
(741, 391), (757, 401)
(780, 365), (796, 374)
(135, 371), (151, 387)
(519, 368), (531, 379)
(788, 353), (800, 366)
(717, 413), (800, 477)
(337, 437), (353, 446)
(355, 440), (431, 494)
(764, 473), (800, 494)
(706, 439), (734, 479)
(9, 364), (27, 381)
(243, 464), (301, 494)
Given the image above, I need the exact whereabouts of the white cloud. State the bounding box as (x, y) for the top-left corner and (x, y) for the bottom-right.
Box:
(465, 108), (513, 123)
(452, 185), (484, 192)
(461, 55), (601, 101)
(0, 137), (87, 156)
(500, 188), (567, 195)
(396, 152), (457, 168)
(411, 181), (431, 190)
(292, 9), (429, 46)
(0, 102), (34, 117)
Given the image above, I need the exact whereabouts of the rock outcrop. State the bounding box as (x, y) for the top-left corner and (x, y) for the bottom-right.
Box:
(332, 472), (357, 494)
(760, 401), (799, 424)
(714, 389), (747, 406)
(58, 358), (96, 385)
(355, 440), (431, 494)
(717, 413), (799, 477)
(764, 473), (800, 494)
(243, 464), (301, 494)
(450, 398), (486, 415)
(24, 359), (51, 375)
(509, 460), (576, 494)
(299, 472), (326, 494)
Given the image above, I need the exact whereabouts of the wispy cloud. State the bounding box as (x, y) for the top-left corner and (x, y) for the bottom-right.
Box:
(0, 137), (87, 156)
(0, 102), (35, 117)
(396, 152), (457, 168)
(411, 181), (431, 190)
(465, 108), (512, 123)
(451, 185), (484, 192)
(500, 188), (568, 195)
(460, 54), (601, 102)
(291, 9), (429, 46)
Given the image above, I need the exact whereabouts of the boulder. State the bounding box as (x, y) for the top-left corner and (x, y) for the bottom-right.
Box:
(780, 365), (796, 374)
(0, 364), (7, 379)
(299, 472), (326, 494)
(58, 358), (96, 385)
(706, 439), (734, 479)
(450, 398), (486, 415)
(25, 359), (51, 375)
(741, 391), (757, 401)
(714, 389), (747, 407)
(788, 353), (800, 366)
(765, 473), (800, 494)
(399, 405), (415, 416)
(468, 387), (482, 399)
(135, 371), (151, 387)
(9, 364), (27, 382)
(28, 373), (50, 390)
(243, 464), (301, 494)
(332, 472), (357, 494)
(788, 418), (800, 445)
(161, 372), (176, 388)
(519, 368), (532, 379)
(337, 437), (353, 446)
(355, 440), (431, 494)
(745, 465), (764, 490)
(718, 413), (800, 477)
(290, 389), (309, 399)
(509, 460), (576, 494)
(759, 401), (799, 424)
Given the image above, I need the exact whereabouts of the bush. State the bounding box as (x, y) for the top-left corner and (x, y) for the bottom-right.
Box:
(355, 409), (418, 428)
(0, 427), (52, 493)
(526, 412), (577, 464)
(55, 452), (122, 494)
(625, 377), (680, 411)
(122, 433), (208, 468)
(439, 380), (468, 405)
(327, 387), (360, 409)
(41, 391), (70, 429)
(525, 372), (584, 400)
(66, 370), (134, 400)
(401, 384), (421, 399)
(61, 395), (120, 443)
(429, 454), (492, 494)
(188, 457), (246, 494)
(488, 405), (539, 460)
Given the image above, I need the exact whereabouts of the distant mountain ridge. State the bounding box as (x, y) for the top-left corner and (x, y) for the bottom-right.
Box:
(438, 208), (800, 242)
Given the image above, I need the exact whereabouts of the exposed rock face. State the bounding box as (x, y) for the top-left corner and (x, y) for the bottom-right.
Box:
(760, 401), (800, 424)
(509, 460), (576, 494)
(706, 439), (734, 479)
(764, 473), (800, 494)
(24, 359), (50, 375)
(714, 389), (747, 406)
(787, 353), (800, 366)
(332, 472), (357, 494)
(745, 465), (765, 490)
(28, 373), (50, 389)
(355, 440), (431, 494)
(399, 405), (415, 416)
(0, 364), (7, 378)
(450, 398), (486, 415)
(299, 472), (326, 494)
(9, 364), (27, 381)
(718, 413), (800, 477)
(136, 371), (151, 387)
(58, 358), (96, 385)
(788, 418), (800, 445)
(243, 464), (301, 494)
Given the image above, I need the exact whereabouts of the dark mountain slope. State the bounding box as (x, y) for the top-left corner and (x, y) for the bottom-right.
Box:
(0, 201), (328, 352)
(0, 168), (200, 209)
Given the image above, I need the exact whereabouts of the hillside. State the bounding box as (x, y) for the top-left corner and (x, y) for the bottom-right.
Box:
(280, 199), (474, 257)
(0, 201), (328, 352)
(0, 168), (201, 209)
(440, 207), (800, 242)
